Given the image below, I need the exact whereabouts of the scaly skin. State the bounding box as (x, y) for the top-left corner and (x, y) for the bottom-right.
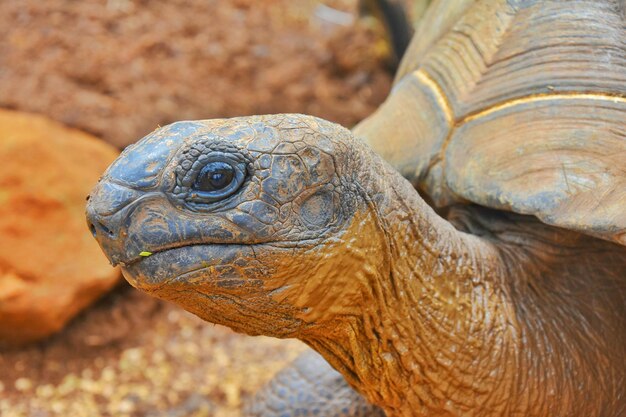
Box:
(87, 114), (626, 417)
(244, 349), (385, 417)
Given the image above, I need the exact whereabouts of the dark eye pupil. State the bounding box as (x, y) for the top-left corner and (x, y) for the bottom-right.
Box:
(195, 162), (235, 191)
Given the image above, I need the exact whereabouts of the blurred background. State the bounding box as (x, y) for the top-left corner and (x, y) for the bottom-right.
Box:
(0, 0), (424, 416)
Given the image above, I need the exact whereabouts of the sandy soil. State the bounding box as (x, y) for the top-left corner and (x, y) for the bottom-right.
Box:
(0, 286), (307, 417)
(0, 0), (391, 148)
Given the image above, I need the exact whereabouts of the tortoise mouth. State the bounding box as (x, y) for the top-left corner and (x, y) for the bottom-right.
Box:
(119, 236), (324, 266)
(119, 237), (325, 291)
(117, 242), (209, 267)
(120, 242), (253, 290)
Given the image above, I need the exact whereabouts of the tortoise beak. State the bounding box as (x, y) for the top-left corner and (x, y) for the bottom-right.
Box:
(86, 181), (141, 266)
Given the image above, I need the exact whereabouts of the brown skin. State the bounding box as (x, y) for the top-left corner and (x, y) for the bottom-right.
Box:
(87, 114), (626, 417)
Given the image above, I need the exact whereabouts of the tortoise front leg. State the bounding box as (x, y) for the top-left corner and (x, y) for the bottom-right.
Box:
(243, 349), (385, 417)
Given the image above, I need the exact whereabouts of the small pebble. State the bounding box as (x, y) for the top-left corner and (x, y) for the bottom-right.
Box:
(14, 378), (32, 391)
(36, 384), (55, 398)
(101, 367), (116, 382)
(51, 400), (65, 413)
(117, 399), (135, 413)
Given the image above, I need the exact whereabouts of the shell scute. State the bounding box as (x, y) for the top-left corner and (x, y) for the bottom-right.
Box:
(360, 0), (626, 245)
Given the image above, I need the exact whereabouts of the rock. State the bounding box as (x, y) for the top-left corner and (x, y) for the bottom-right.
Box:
(0, 110), (121, 346)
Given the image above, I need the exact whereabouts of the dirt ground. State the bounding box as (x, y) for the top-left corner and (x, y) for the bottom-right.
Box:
(0, 0), (391, 148)
(0, 286), (308, 417)
(0, 1), (391, 416)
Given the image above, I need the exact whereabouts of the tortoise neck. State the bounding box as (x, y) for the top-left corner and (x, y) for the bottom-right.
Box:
(303, 143), (515, 416)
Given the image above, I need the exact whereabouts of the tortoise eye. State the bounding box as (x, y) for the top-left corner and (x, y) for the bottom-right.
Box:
(195, 161), (235, 192)
(190, 160), (246, 203)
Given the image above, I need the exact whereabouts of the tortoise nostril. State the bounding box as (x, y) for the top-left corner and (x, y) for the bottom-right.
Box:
(87, 218), (115, 238)
(89, 223), (97, 238)
(98, 222), (114, 236)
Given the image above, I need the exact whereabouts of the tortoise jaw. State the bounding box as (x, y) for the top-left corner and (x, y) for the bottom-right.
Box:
(119, 236), (327, 292)
(119, 242), (261, 292)
(114, 242), (199, 268)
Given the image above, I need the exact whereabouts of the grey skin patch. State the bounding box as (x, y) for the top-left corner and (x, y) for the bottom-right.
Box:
(300, 190), (335, 228)
(107, 121), (205, 189)
(88, 182), (141, 217)
(263, 155), (307, 204)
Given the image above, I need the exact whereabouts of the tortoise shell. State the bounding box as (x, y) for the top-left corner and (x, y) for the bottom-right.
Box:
(355, 0), (626, 245)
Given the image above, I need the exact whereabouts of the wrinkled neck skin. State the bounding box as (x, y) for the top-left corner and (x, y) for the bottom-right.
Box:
(300, 142), (626, 417)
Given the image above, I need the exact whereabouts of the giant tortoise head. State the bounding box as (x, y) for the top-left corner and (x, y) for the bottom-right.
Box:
(86, 114), (386, 337)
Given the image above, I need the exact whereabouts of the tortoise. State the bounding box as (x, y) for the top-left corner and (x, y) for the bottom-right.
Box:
(86, 1), (626, 416)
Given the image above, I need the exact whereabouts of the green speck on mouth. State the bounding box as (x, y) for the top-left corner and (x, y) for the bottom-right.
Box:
(139, 251), (153, 257)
